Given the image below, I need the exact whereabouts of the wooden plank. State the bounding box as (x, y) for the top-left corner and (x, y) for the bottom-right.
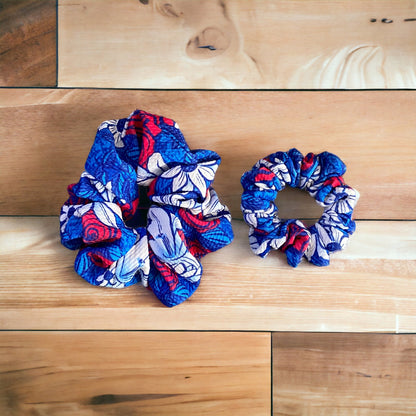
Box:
(273, 333), (416, 415)
(58, 0), (416, 89)
(0, 0), (56, 87)
(0, 89), (415, 219)
(0, 331), (270, 415)
(0, 217), (415, 332)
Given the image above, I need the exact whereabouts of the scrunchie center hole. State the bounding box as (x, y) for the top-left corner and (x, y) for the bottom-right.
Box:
(125, 186), (151, 228)
(276, 187), (324, 225)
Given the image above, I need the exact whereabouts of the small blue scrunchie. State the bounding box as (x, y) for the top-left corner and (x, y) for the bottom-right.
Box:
(241, 148), (359, 267)
(60, 110), (234, 307)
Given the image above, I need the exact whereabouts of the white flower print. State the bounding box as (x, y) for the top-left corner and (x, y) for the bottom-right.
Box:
(301, 164), (321, 192)
(81, 171), (116, 202)
(324, 186), (360, 213)
(73, 202), (93, 217)
(60, 204), (82, 233)
(92, 202), (120, 228)
(136, 152), (168, 186)
(271, 161), (292, 185)
(243, 211), (258, 228)
(194, 188), (231, 221)
(147, 206), (202, 283)
(304, 230), (330, 263)
(108, 232), (150, 286)
(150, 193), (197, 210)
(259, 157), (292, 186)
(96, 272), (125, 288)
(269, 234), (287, 251)
(98, 119), (126, 148)
(148, 152), (168, 175)
(74, 202), (122, 228)
(162, 160), (218, 197)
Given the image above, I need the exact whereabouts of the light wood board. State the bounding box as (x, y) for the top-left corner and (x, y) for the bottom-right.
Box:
(0, 331), (270, 415)
(0, 0), (56, 87)
(2, 1), (415, 411)
(0, 89), (415, 219)
(273, 333), (416, 415)
(58, 0), (416, 89)
(1, 217), (415, 332)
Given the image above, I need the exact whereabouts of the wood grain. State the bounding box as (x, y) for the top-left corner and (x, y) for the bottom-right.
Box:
(0, 0), (56, 87)
(0, 89), (415, 219)
(273, 333), (416, 415)
(0, 331), (270, 415)
(0, 217), (415, 332)
(58, 0), (416, 89)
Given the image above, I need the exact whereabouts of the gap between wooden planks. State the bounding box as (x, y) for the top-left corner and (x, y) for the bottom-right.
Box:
(0, 331), (271, 416)
(0, 217), (415, 332)
(0, 89), (415, 219)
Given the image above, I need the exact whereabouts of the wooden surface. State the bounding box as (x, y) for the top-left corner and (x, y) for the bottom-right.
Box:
(273, 333), (416, 415)
(1, 217), (415, 332)
(1, 89), (415, 219)
(0, 0), (56, 87)
(58, 0), (416, 89)
(2, 3), (416, 413)
(0, 331), (271, 415)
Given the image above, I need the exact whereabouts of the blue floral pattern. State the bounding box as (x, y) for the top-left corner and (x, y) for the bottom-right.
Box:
(241, 148), (359, 267)
(60, 110), (233, 306)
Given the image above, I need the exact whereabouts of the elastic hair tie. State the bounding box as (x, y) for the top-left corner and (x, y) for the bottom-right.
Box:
(60, 109), (233, 307)
(240, 148), (359, 267)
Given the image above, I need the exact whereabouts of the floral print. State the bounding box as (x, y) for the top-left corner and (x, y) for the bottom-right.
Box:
(241, 148), (359, 267)
(60, 110), (233, 307)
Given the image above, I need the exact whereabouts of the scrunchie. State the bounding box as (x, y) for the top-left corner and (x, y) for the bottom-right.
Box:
(241, 148), (359, 267)
(60, 110), (233, 307)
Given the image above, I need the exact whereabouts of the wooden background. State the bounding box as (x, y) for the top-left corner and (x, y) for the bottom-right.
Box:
(57, 0), (416, 89)
(0, 1), (415, 415)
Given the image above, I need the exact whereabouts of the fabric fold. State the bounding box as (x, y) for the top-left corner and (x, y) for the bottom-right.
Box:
(60, 110), (233, 306)
(241, 148), (359, 267)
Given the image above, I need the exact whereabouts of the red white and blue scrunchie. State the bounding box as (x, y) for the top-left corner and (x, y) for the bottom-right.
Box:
(241, 148), (359, 267)
(60, 109), (234, 307)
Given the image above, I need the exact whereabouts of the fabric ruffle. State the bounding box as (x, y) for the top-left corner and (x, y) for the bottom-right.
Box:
(60, 110), (233, 307)
(241, 148), (359, 267)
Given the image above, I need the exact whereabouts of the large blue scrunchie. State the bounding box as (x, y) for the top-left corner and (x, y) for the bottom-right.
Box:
(241, 148), (359, 267)
(60, 110), (234, 307)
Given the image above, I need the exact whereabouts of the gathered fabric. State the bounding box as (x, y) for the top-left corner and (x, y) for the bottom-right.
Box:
(60, 110), (234, 307)
(241, 148), (359, 267)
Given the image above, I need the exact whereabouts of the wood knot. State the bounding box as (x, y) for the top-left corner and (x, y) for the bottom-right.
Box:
(155, 2), (183, 18)
(186, 27), (231, 59)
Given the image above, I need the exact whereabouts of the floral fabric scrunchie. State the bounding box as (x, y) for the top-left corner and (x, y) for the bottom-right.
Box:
(60, 110), (234, 307)
(241, 148), (359, 267)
